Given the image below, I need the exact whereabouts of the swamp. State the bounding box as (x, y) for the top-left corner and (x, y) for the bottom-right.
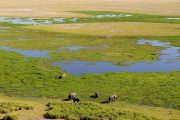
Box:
(0, 0), (180, 120)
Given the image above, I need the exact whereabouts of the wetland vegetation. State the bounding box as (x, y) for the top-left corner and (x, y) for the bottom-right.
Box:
(0, 11), (180, 25)
(45, 102), (159, 120)
(0, 1), (180, 119)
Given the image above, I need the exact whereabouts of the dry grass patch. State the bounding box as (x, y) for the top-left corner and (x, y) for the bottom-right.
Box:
(0, 94), (45, 120)
(25, 22), (180, 37)
(0, 0), (179, 17)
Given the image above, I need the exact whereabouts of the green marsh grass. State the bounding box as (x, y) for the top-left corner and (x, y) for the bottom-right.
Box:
(0, 11), (180, 25)
(3, 114), (18, 120)
(74, 11), (180, 24)
(0, 11), (180, 116)
(0, 50), (179, 109)
(1, 22), (180, 62)
(45, 102), (159, 120)
(0, 102), (33, 114)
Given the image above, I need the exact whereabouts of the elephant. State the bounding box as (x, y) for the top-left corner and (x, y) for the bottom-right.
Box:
(95, 92), (99, 98)
(58, 73), (66, 79)
(72, 97), (81, 103)
(90, 92), (99, 98)
(108, 94), (117, 102)
(68, 92), (77, 100)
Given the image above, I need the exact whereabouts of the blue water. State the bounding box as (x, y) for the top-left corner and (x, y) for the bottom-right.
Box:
(0, 45), (108, 57)
(0, 46), (50, 58)
(0, 14), (132, 25)
(92, 14), (132, 18)
(64, 45), (108, 52)
(0, 16), (79, 25)
(0, 40), (180, 75)
(53, 40), (180, 75)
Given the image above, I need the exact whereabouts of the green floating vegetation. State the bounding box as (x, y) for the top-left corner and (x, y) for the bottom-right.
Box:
(0, 102), (33, 114)
(44, 102), (159, 120)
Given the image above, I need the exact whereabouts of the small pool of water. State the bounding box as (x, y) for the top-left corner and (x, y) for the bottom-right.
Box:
(137, 39), (170, 47)
(64, 46), (85, 52)
(0, 16), (79, 25)
(92, 14), (132, 18)
(0, 46), (50, 58)
(61, 45), (108, 52)
(0, 44), (108, 57)
(166, 18), (180, 20)
(0, 14), (132, 25)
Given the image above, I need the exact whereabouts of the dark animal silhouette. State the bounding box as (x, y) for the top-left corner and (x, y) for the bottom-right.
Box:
(68, 92), (77, 100)
(100, 100), (109, 104)
(90, 92), (99, 98)
(108, 94), (117, 103)
(73, 97), (81, 103)
(95, 92), (99, 98)
(58, 73), (66, 79)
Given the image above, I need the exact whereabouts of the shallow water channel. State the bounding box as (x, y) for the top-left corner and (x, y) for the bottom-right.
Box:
(0, 14), (132, 25)
(0, 39), (180, 75)
(0, 16), (78, 25)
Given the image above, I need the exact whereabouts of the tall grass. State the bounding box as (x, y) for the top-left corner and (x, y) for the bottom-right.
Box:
(44, 102), (159, 120)
(0, 102), (33, 114)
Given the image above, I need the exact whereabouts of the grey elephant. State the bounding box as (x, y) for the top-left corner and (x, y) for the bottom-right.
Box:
(108, 94), (117, 102)
(58, 73), (66, 79)
(68, 92), (77, 100)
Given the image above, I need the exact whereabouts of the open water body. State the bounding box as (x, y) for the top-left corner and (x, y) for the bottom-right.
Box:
(0, 40), (180, 75)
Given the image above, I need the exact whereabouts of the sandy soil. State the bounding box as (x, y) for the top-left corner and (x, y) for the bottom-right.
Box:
(0, 0), (179, 17)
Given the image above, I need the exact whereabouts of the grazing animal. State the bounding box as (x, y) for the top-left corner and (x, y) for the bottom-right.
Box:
(95, 92), (99, 98)
(108, 94), (118, 103)
(90, 92), (99, 98)
(73, 97), (81, 103)
(68, 92), (77, 100)
(58, 73), (66, 79)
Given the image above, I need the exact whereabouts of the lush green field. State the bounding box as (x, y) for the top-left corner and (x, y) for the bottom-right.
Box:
(0, 50), (180, 110)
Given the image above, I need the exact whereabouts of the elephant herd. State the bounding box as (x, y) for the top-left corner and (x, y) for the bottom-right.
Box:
(59, 74), (118, 103)
(66, 92), (118, 103)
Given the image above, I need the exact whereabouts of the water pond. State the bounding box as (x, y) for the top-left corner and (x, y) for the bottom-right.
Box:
(0, 40), (180, 75)
(92, 14), (132, 18)
(0, 46), (50, 58)
(0, 16), (79, 25)
(166, 18), (180, 20)
(54, 40), (180, 75)
(0, 14), (132, 25)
